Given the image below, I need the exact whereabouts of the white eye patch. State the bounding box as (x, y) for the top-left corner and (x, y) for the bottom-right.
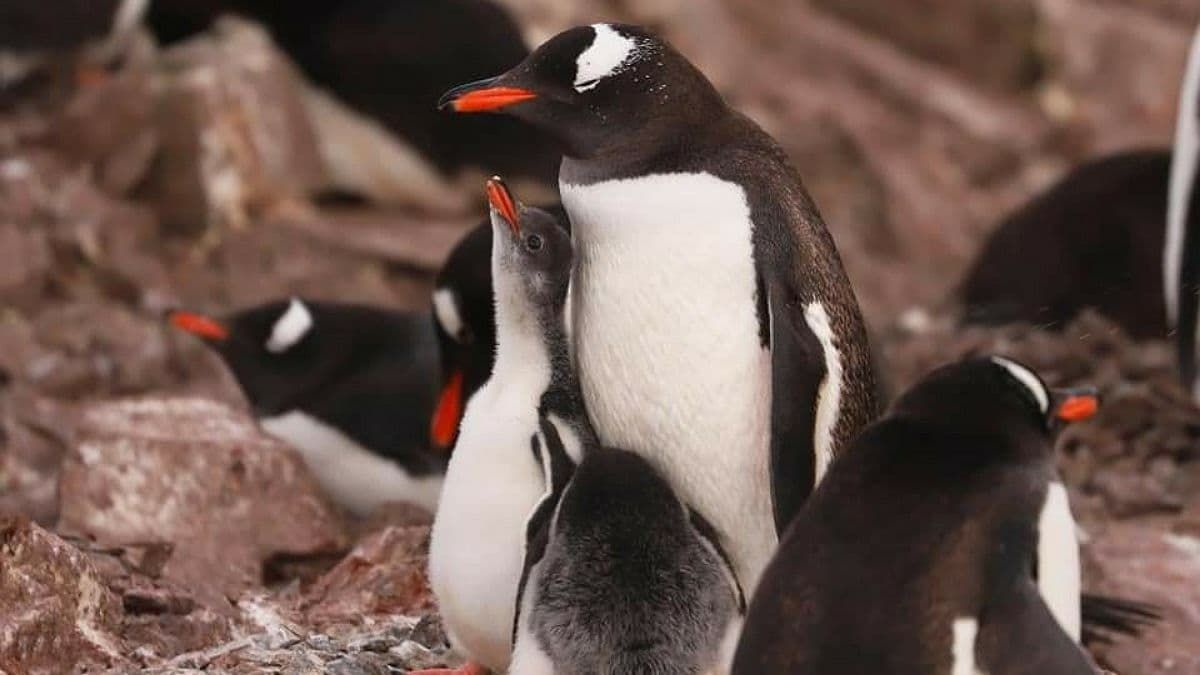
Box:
(574, 24), (637, 93)
(991, 356), (1050, 414)
(266, 298), (314, 353)
(432, 288), (464, 342)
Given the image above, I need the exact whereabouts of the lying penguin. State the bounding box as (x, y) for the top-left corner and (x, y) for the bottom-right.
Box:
(732, 357), (1153, 674)
(169, 298), (447, 515)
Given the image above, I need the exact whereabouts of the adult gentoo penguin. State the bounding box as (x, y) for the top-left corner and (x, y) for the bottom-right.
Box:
(505, 213), (743, 675)
(423, 179), (567, 675)
(732, 357), (1106, 675)
(430, 204), (569, 451)
(168, 298), (445, 515)
(440, 23), (879, 594)
(1167, 25), (1200, 398)
(960, 150), (1177, 338)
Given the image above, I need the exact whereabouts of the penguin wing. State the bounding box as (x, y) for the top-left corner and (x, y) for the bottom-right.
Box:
(975, 581), (1100, 675)
(511, 418), (577, 644)
(764, 274), (830, 533)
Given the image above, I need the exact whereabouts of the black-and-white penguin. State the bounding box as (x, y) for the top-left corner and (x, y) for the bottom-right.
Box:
(732, 357), (1107, 674)
(503, 211), (743, 675)
(429, 204), (570, 452)
(440, 22), (880, 594)
(1167, 26), (1200, 399)
(168, 298), (446, 515)
(960, 150), (1177, 339)
(424, 179), (568, 675)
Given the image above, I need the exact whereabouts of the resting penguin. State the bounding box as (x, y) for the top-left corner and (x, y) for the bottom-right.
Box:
(504, 212), (743, 675)
(423, 179), (568, 675)
(732, 357), (1151, 674)
(168, 298), (445, 514)
(440, 22), (880, 595)
(1167, 26), (1200, 399)
(430, 204), (569, 452)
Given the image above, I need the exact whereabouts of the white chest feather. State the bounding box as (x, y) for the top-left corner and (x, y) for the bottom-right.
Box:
(1036, 481), (1082, 642)
(428, 371), (547, 671)
(562, 172), (775, 592)
(259, 411), (443, 515)
(1165, 26), (1200, 325)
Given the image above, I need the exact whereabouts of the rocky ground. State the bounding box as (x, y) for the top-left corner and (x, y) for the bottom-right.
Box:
(2, 0), (1200, 673)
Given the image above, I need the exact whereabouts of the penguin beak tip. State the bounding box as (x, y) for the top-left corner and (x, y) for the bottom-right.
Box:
(486, 176), (520, 235)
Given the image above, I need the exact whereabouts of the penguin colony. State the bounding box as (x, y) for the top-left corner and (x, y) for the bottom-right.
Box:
(160, 19), (1180, 675)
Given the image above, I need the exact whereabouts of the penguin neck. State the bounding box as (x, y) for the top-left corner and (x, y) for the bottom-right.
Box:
(490, 268), (554, 393)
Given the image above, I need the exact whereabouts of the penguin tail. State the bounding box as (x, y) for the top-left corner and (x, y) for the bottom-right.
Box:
(1080, 592), (1161, 645)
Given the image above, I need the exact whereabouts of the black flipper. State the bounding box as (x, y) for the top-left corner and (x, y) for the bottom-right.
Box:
(976, 581), (1099, 675)
(510, 418), (577, 645)
(1080, 593), (1161, 646)
(765, 275), (828, 534)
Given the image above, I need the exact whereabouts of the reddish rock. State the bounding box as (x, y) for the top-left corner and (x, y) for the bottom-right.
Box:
(299, 526), (433, 627)
(0, 515), (126, 674)
(50, 32), (160, 196)
(1084, 523), (1200, 674)
(58, 397), (349, 612)
(149, 17), (326, 235)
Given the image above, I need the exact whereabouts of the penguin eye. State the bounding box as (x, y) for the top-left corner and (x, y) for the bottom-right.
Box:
(525, 234), (543, 252)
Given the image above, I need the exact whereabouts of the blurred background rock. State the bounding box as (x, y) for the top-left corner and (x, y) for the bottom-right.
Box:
(1, 1), (1199, 673)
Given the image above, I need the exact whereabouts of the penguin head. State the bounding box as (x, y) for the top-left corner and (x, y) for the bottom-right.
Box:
(168, 298), (365, 416)
(486, 176), (573, 310)
(431, 222), (496, 451)
(891, 356), (1099, 438)
(439, 23), (721, 158)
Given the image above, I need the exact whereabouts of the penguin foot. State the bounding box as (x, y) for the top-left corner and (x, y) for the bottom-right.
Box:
(407, 662), (488, 675)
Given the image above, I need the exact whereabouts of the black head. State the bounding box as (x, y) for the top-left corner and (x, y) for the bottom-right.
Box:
(169, 298), (396, 415)
(431, 222), (494, 451)
(890, 356), (1098, 440)
(438, 23), (724, 159)
(486, 176), (573, 314)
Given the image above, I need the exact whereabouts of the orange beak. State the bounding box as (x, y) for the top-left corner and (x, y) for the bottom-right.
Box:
(439, 77), (537, 113)
(486, 176), (520, 235)
(1056, 394), (1099, 423)
(169, 311), (229, 342)
(431, 369), (465, 451)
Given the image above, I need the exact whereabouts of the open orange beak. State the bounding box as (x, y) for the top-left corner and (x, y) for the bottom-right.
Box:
(438, 77), (537, 113)
(1055, 394), (1099, 423)
(486, 176), (520, 235)
(168, 311), (229, 342)
(431, 369), (465, 451)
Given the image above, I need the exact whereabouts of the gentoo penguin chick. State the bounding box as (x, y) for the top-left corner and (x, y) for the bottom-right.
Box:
(506, 227), (743, 675)
(168, 298), (445, 515)
(423, 179), (568, 675)
(960, 150), (1179, 339)
(1167, 26), (1200, 398)
(440, 23), (880, 596)
(732, 357), (1109, 675)
(512, 425), (744, 675)
(430, 204), (569, 452)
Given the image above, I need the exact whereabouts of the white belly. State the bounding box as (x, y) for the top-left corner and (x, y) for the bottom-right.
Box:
(562, 172), (776, 593)
(259, 411), (443, 515)
(428, 382), (545, 671)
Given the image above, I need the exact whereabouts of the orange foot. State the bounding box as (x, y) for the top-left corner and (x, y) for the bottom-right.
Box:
(408, 662), (488, 675)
